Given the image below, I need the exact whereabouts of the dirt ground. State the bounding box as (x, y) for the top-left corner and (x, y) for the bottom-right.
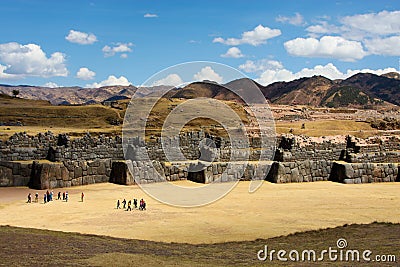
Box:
(1, 181), (399, 244)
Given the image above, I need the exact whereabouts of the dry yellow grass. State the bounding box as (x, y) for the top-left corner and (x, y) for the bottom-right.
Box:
(276, 119), (378, 138)
(0, 181), (399, 244)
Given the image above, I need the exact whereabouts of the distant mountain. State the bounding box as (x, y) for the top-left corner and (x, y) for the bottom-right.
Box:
(166, 73), (400, 108)
(167, 78), (266, 104)
(0, 85), (170, 105)
(340, 73), (400, 106)
(1, 71), (399, 108)
(261, 76), (334, 106)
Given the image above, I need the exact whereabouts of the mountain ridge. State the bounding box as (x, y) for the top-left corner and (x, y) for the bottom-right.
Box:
(1, 72), (399, 108)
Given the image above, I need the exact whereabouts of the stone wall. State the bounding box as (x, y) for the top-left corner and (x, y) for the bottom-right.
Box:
(0, 159), (112, 189)
(330, 162), (399, 184)
(1, 131), (400, 188)
(266, 160), (332, 183)
(0, 161), (32, 186)
(0, 132), (57, 161)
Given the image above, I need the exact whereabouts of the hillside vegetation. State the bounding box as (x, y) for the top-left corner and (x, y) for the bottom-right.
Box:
(0, 222), (398, 266)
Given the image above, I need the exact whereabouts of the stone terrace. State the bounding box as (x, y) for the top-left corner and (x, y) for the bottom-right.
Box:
(0, 131), (399, 189)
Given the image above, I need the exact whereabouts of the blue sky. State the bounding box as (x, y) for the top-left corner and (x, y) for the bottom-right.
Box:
(0, 0), (399, 87)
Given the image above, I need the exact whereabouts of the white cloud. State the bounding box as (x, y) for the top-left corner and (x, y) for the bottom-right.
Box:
(65, 30), (97, 45)
(76, 67), (96, 80)
(152, 74), (184, 86)
(193, 66), (223, 83)
(306, 21), (342, 37)
(304, 10), (400, 58)
(284, 36), (366, 61)
(364, 36), (400, 56)
(253, 62), (398, 86)
(276, 13), (305, 26)
(345, 67), (398, 77)
(102, 42), (133, 57)
(0, 42), (68, 79)
(239, 59), (283, 73)
(87, 75), (131, 88)
(221, 47), (244, 58)
(213, 25), (281, 46)
(0, 64), (17, 79)
(43, 82), (59, 88)
(307, 10), (400, 40)
(120, 53), (128, 59)
(341, 10), (400, 36)
(144, 13), (158, 18)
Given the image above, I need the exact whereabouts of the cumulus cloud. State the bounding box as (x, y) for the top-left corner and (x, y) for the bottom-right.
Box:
(221, 47), (244, 58)
(76, 67), (96, 80)
(65, 30), (97, 45)
(213, 25), (281, 46)
(152, 74), (184, 86)
(43, 82), (59, 88)
(306, 21), (342, 37)
(0, 42), (68, 79)
(87, 75), (131, 88)
(305, 10), (400, 57)
(341, 10), (400, 36)
(252, 61), (398, 86)
(102, 42), (133, 57)
(364, 36), (400, 56)
(193, 66), (223, 83)
(144, 13), (158, 18)
(284, 36), (366, 61)
(239, 59), (283, 73)
(276, 13), (305, 26)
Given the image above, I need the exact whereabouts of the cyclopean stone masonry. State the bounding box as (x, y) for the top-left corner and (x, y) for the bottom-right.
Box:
(0, 131), (400, 189)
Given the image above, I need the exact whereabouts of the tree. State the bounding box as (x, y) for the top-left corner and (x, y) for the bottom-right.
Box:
(12, 89), (19, 98)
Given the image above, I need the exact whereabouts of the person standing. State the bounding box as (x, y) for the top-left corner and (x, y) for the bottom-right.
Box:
(122, 199), (126, 209)
(58, 192), (61, 200)
(81, 192), (84, 202)
(133, 198), (137, 209)
(27, 193), (31, 203)
(43, 193), (47, 204)
(65, 191), (69, 202)
(35, 192), (38, 203)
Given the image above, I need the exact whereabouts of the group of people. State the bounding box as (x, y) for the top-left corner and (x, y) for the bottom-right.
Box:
(27, 191), (84, 203)
(116, 198), (146, 211)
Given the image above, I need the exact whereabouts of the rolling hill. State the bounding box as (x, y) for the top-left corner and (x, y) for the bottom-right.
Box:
(1, 72), (399, 108)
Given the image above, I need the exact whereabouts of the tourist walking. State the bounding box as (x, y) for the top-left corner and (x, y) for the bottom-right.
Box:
(27, 193), (31, 203)
(63, 192), (65, 201)
(127, 201), (132, 211)
(43, 193), (47, 204)
(122, 199), (126, 209)
(35, 192), (38, 203)
(117, 199), (121, 209)
(133, 198), (137, 209)
(65, 191), (69, 202)
(58, 192), (61, 200)
(81, 192), (84, 202)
